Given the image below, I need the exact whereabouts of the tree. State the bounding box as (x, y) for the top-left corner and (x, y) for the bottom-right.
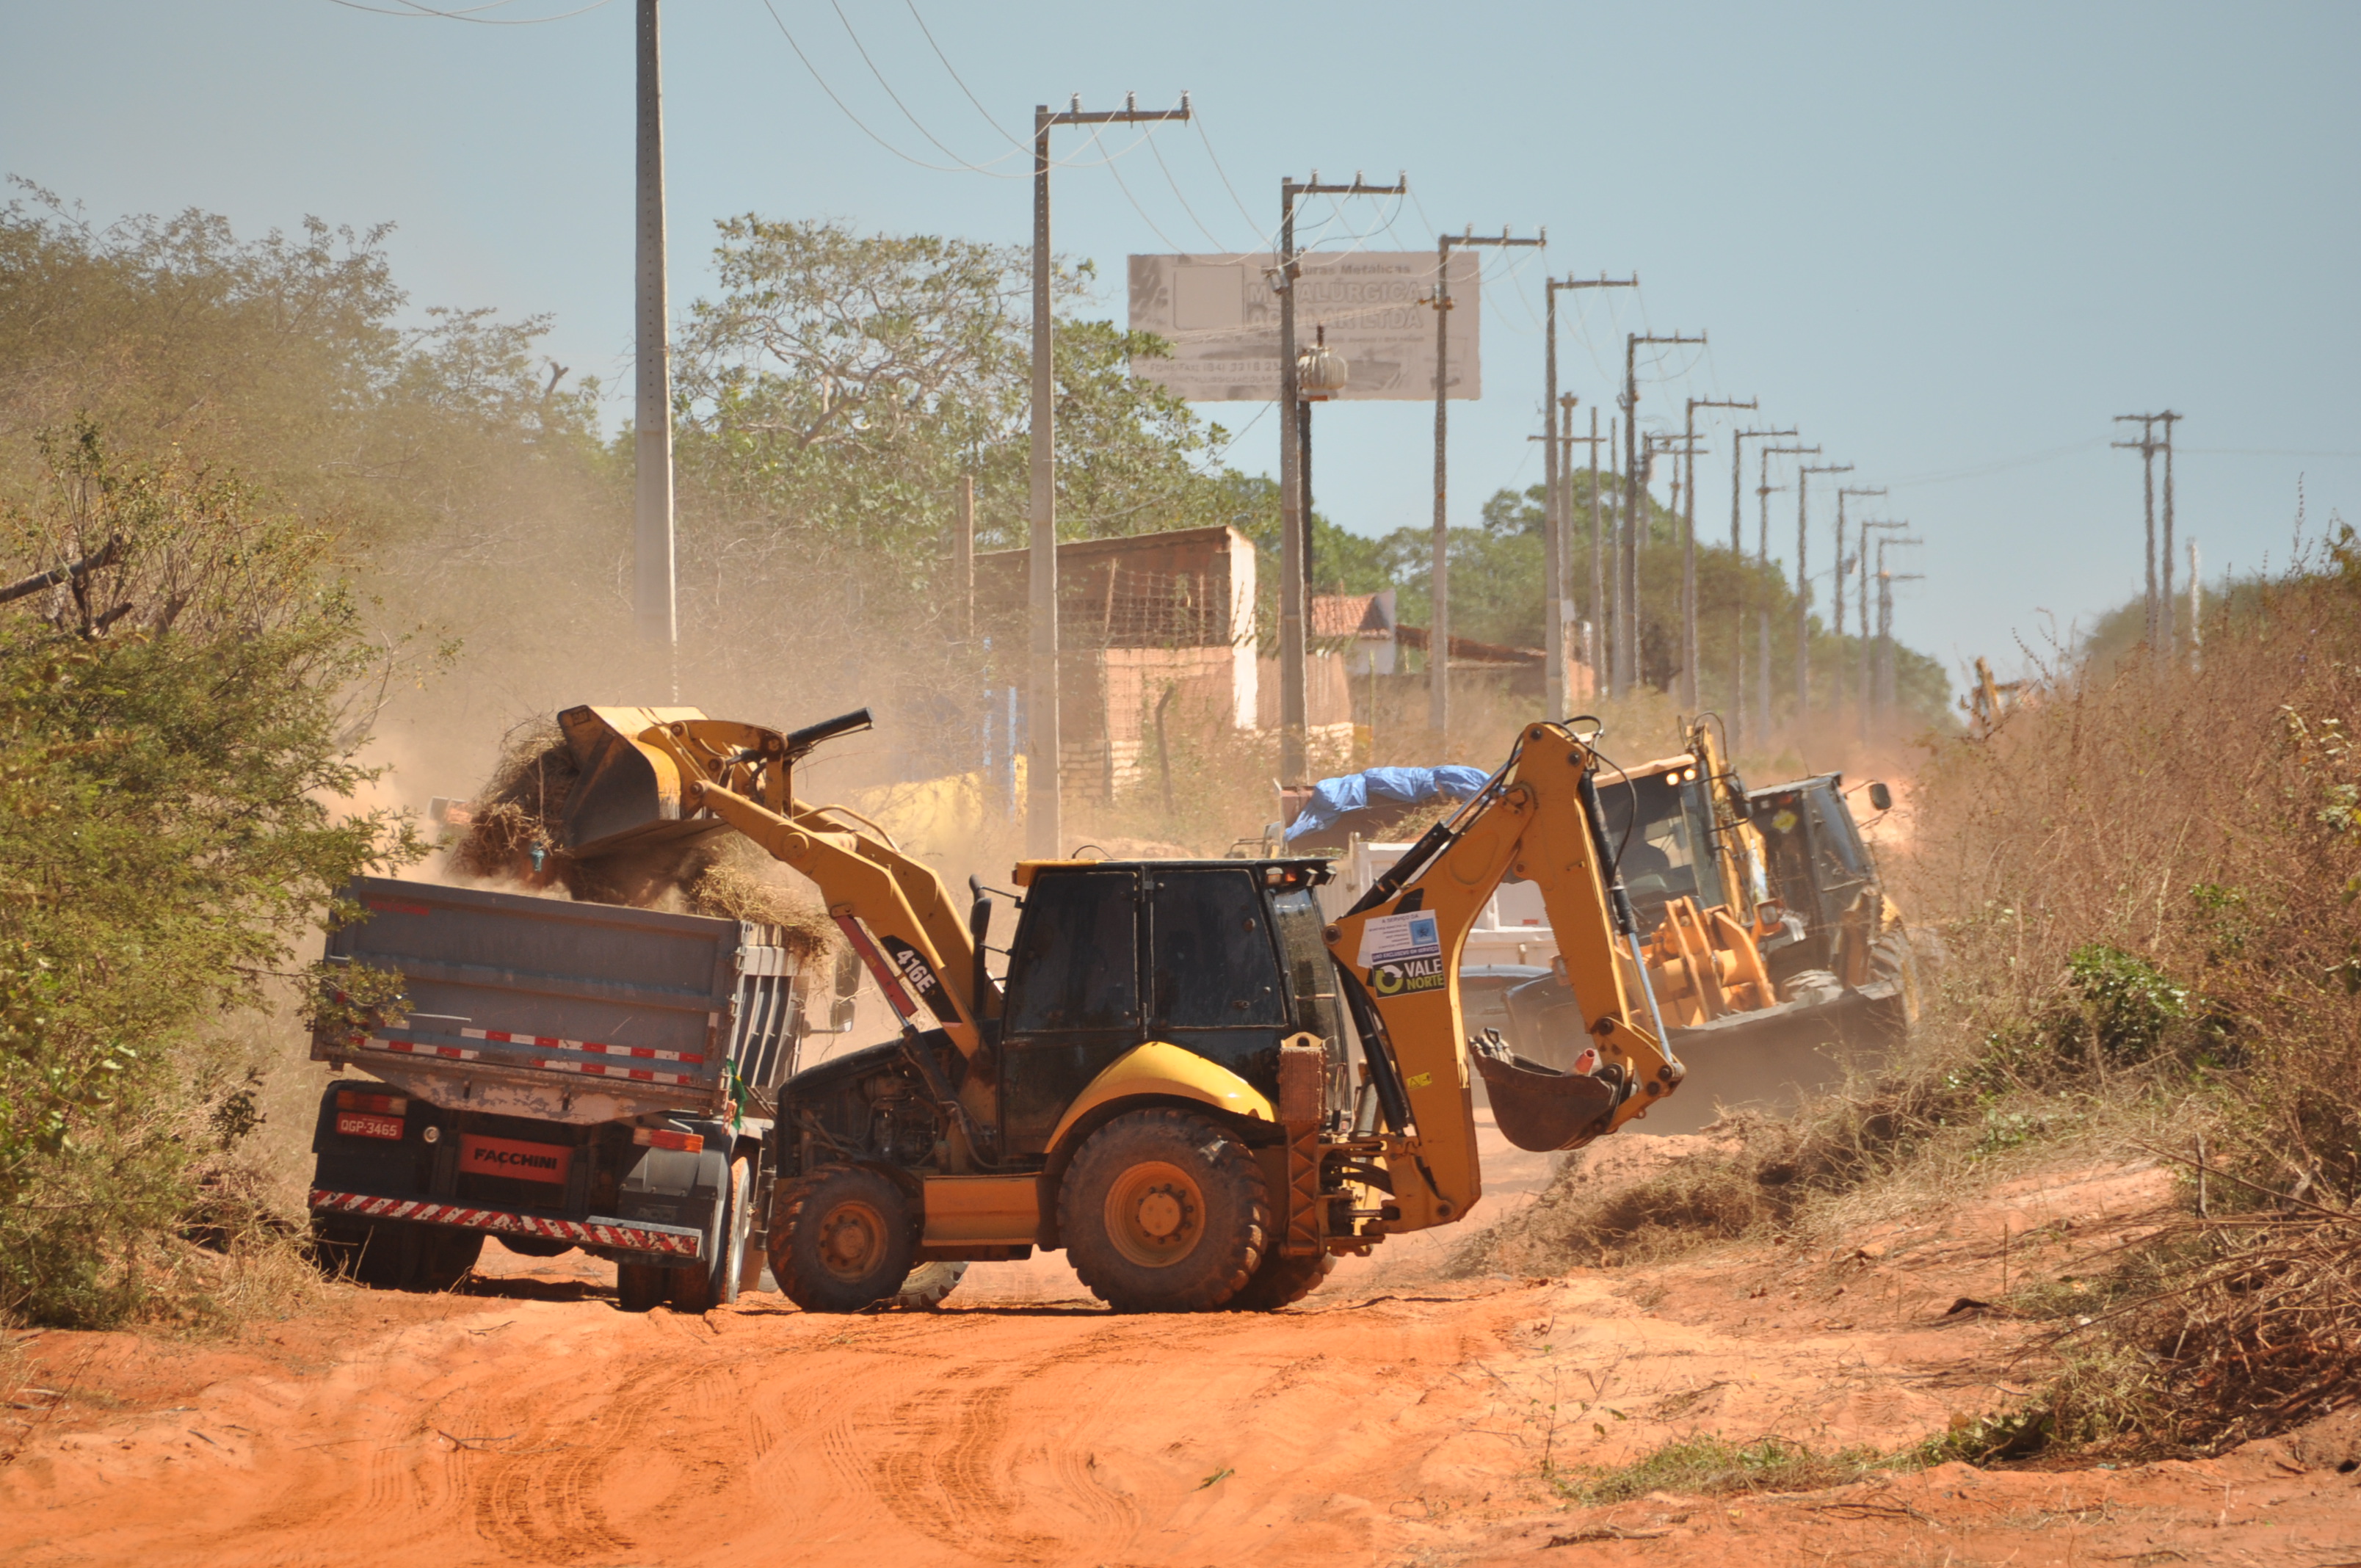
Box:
(0, 429), (421, 1325)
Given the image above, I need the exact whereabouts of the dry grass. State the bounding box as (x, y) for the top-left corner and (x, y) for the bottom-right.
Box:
(1464, 526), (2361, 1458)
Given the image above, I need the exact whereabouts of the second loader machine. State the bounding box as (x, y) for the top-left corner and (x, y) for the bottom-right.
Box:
(556, 705), (1683, 1313)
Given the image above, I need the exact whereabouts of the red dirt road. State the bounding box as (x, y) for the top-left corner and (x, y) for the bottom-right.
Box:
(7, 1157), (2359, 1567)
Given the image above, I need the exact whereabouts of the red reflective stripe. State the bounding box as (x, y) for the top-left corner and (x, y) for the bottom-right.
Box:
(307, 1189), (701, 1257)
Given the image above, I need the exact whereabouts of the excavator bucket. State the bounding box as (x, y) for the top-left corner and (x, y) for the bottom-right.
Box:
(556, 704), (722, 860)
(1470, 1037), (1620, 1153)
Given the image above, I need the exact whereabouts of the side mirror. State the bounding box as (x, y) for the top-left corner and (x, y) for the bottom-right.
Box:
(827, 995), (858, 1032)
(1867, 781), (1893, 813)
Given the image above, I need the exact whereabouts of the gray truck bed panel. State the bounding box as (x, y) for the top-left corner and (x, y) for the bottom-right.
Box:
(318, 877), (802, 1125)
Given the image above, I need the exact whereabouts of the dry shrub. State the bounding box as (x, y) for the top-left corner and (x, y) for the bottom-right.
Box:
(1463, 527), (2361, 1459)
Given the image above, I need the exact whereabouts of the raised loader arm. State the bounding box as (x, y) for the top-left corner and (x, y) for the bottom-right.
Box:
(1323, 722), (1684, 1235)
(556, 705), (990, 1061)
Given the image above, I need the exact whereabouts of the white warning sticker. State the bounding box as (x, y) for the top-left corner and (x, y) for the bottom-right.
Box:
(1357, 910), (1443, 969)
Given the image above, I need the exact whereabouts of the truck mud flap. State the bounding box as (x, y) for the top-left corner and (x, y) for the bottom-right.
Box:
(309, 1189), (705, 1259)
(1469, 1043), (1619, 1153)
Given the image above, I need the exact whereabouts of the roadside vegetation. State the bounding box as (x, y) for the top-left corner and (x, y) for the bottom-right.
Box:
(1476, 520), (2361, 1459)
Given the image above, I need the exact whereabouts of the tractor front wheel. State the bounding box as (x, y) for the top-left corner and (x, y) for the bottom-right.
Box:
(1059, 1109), (1269, 1313)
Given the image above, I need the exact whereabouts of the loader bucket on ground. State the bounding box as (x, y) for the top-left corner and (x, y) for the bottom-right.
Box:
(556, 704), (724, 860)
(1470, 1040), (1620, 1153)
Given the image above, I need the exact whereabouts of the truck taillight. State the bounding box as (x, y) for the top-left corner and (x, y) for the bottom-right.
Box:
(336, 1091), (409, 1115)
(633, 1128), (703, 1153)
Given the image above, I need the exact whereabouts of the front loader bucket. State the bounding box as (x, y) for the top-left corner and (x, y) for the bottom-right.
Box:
(556, 704), (722, 860)
(1471, 1039), (1621, 1153)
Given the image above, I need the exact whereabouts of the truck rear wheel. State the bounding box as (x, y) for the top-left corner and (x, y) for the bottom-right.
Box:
(316, 1217), (482, 1293)
(1059, 1109), (1269, 1313)
(1227, 1249), (1335, 1312)
(770, 1164), (915, 1313)
(616, 1261), (670, 1312)
(671, 1153), (752, 1315)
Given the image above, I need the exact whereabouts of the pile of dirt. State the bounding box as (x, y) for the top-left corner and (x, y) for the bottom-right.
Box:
(443, 716), (833, 960)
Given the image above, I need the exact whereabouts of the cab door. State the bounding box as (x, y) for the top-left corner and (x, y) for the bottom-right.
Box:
(996, 868), (1144, 1154)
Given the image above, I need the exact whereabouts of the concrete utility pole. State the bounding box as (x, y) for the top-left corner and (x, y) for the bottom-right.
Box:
(1028, 92), (1191, 857)
(1681, 397), (1755, 711)
(2157, 410), (2181, 654)
(1727, 427), (1795, 749)
(1833, 484), (1885, 709)
(1429, 225), (1545, 742)
(634, 0), (675, 672)
(1757, 443), (1817, 738)
(1542, 274), (1636, 718)
(1859, 520), (1910, 736)
(2113, 413), (2161, 650)
(1582, 407), (1609, 687)
(1875, 534), (1923, 726)
(954, 473), (976, 642)
(1795, 462), (1852, 719)
(1278, 171), (1406, 780)
(2187, 537), (2202, 669)
(1618, 332), (1705, 697)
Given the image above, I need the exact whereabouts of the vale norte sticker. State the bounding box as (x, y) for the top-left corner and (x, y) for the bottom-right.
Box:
(1357, 910), (1447, 997)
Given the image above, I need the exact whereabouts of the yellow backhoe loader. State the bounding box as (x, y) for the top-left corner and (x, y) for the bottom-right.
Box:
(556, 704), (1682, 1313)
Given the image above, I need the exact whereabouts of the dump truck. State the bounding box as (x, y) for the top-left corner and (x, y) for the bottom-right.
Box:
(306, 877), (808, 1311)
(532, 704), (1683, 1313)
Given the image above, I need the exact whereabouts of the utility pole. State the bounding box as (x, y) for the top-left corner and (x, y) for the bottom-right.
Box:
(1620, 330), (1706, 696)
(1279, 170), (1405, 779)
(1682, 396), (1755, 711)
(1758, 443), (1817, 738)
(634, 0), (676, 678)
(1834, 484), (1885, 711)
(2187, 537), (2202, 669)
(955, 473), (975, 642)
(2113, 413), (2161, 650)
(1727, 426), (1795, 749)
(1583, 408), (1609, 689)
(1876, 534), (1923, 726)
(1429, 225), (1545, 742)
(1542, 274), (1636, 718)
(1028, 92), (1191, 857)
(1860, 519), (1910, 735)
(1795, 462), (1852, 719)
(2157, 410), (2181, 655)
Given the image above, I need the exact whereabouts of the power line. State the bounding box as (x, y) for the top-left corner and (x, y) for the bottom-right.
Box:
(900, 0), (1027, 151)
(327, 0), (617, 21)
(1193, 116), (1262, 235)
(824, 0), (1025, 174)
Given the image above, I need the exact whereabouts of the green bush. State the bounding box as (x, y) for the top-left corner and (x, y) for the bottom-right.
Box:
(0, 429), (420, 1325)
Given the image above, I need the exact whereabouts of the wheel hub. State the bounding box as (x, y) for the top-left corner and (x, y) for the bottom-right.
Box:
(816, 1199), (888, 1280)
(1104, 1160), (1205, 1268)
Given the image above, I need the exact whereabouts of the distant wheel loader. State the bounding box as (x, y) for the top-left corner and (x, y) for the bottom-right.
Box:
(512, 704), (1686, 1313)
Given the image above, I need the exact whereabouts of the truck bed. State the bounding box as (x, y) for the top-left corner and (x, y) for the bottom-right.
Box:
(314, 876), (802, 1126)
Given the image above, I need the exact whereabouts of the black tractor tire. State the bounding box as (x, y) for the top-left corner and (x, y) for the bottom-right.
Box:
(1059, 1108), (1270, 1313)
(770, 1164), (917, 1313)
(615, 1261), (670, 1313)
(1227, 1249), (1336, 1312)
(672, 1153), (752, 1315)
(892, 1261), (968, 1310)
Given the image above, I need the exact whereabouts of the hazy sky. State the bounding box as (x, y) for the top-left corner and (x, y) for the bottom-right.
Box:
(7, 1), (2357, 689)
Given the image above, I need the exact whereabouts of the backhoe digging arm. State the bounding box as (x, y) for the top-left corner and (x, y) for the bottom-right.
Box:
(1323, 722), (1684, 1235)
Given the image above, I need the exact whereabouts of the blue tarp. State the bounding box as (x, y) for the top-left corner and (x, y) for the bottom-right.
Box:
(1283, 765), (1491, 843)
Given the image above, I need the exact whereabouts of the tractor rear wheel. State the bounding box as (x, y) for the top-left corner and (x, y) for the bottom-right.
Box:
(771, 1165), (915, 1313)
(893, 1261), (968, 1310)
(1059, 1109), (1269, 1313)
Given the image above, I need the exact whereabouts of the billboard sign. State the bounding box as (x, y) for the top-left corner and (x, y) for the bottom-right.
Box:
(1127, 250), (1480, 402)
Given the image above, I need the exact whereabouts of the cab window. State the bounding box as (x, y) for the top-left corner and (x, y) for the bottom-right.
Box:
(1002, 871), (1139, 1031)
(1148, 869), (1285, 1028)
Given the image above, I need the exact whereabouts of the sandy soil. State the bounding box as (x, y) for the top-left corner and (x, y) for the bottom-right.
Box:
(7, 1153), (2356, 1568)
